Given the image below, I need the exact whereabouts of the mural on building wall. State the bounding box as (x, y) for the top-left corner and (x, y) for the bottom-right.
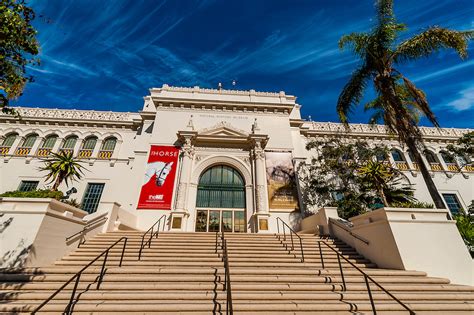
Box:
(137, 145), (180, 209)
(265, 152), (299, 210)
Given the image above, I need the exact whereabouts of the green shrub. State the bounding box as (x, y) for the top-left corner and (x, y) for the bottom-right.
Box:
(390, 201), (434, 208)
(61, 198), (81, 209)
(0, 189), (64, 200)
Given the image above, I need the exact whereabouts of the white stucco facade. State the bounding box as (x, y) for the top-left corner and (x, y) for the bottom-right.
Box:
(0, 84), (472, 233)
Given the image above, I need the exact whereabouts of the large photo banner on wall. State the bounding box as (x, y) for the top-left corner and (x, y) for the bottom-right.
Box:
(265, 152), (299, 210)
(137, 145), (180, 209)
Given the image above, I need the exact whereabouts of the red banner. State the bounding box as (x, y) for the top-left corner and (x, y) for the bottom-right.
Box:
(137, 145), (180, 209)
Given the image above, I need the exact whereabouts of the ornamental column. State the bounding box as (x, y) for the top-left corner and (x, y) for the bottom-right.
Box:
(172, 117), (197, 231)
(249, 120), (270, 233)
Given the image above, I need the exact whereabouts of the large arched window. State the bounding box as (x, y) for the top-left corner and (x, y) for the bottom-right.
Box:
(391, 149), (405, 162)
(98, 137), (117, 159)
(60, 135), (78, 154)
(195, 165), (246, 233)
(424, 150), (442, 171)
(78, 136), (97, 158)
(196, 165), (245, 208)
(1, 133), (18, 155)
(37, 135), (58, 156)
(16, 133), (38, 156)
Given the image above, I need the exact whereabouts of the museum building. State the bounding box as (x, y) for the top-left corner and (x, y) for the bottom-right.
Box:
(0, 85), (472, 233)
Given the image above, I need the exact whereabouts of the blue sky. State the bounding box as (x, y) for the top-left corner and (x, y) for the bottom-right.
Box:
(16, 0), (474, 128)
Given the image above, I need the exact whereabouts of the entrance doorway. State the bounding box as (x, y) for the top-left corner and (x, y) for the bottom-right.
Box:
(195, 165), (246, 233)
(195, 209), (245, 232)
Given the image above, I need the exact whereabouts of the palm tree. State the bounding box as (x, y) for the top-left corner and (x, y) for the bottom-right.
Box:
(358, 160), (394, 206)
(40, 152), (86, 191)
(337, 0), (474, 209)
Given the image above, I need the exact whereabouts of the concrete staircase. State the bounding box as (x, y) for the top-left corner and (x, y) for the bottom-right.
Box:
(1, 231), (473, 314)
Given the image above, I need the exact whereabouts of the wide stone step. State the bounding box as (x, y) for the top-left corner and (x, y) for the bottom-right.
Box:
(2, 300), (473, 313)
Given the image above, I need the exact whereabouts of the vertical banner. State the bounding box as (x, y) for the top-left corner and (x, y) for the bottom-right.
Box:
(265, 152), (299, 210)
(137, 145), (180, 209)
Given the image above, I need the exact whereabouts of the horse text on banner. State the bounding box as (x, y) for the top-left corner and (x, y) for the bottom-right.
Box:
(137, 145), (180, 209)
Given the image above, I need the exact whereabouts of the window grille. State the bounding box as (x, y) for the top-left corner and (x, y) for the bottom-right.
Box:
(18, 180), (39, 192)
(62, 136), (78, 149)
(196, 165), (245, 208)
(2, 134), (17, 147)
(82, 137), (97, 150)
(22, 134), (38, 148)
(101, 138), (117, 151)
(81, 183), (105, 214)
(442, 193), (463, 215)
(42, 135), (58, 149)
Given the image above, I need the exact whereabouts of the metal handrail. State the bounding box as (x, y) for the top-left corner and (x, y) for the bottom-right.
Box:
(32, 237), (128, 314)
(65, 215), (108, 247)
(317, 240), (415, 315)
(217, 231), (233, 315)
(329, 218), (370, 245)
(138, 214), (166, 260)
(275, 217), (305, 262)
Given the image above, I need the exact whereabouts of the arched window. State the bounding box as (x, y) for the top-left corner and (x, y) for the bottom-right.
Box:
(16, 133), (38, 156)
(37, 135), (58, 156)
(424, 150), (442, 171)
(41, 135), (58, 149)
(21, 134), (38, 148)
(424, 150), (438, 163)
(78, 136), (97, 158)
(440, 151), (455, 164)
(98, 137), (117, 159)
(441, 151), (459, 171)
(60, 135), (78, 154)
(1, 133), (18, 155)
(391, 149), (405, 162)
(195, 165), (246, 233)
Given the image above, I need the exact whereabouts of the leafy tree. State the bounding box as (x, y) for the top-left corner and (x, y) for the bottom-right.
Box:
(0, 0), (39, 114)
(446, 131), (474, 168)
(300, 139), (417, 219)
(454, 211), (474, 257)
(337, 0), (474, 209)
(39, 152), (87, 191)
(358, 160), (394, 206)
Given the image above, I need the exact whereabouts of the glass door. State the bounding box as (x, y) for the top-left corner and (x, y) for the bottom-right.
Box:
(194, 209), (246, 233)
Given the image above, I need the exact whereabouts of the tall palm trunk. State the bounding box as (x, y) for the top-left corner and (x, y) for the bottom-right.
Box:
(378, 186), (389, 207)
(52, 173), (64, 191)
(405, 136), (446, 209)
(381, 77), (446, 209)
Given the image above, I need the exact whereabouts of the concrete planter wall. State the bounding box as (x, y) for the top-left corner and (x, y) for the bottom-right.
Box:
(300, 207), (473, 286)
(0, 198), (136, 268)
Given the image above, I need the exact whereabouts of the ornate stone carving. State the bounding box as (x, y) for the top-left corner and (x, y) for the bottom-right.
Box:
(255, 184), (266, 213)
(2, 107), (135, 123)
(305, 122), (471, 139)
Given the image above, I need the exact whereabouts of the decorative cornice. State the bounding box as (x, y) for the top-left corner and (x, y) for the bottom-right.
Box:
(152, 84), (291, 98)
(301, 122), (472, 140)
(0, 107), (142, 127)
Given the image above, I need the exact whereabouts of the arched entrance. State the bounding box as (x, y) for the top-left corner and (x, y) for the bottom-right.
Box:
(195, 165), (246, 232)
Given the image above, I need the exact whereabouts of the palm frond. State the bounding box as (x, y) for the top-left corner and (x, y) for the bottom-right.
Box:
(339, 33), (370, 56)
(395, 27), (474, 61)
(401, 76), (439, 127)
(337, 65), (372, 125)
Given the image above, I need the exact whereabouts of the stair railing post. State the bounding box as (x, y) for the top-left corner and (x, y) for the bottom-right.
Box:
(337, 252), (346, 291)
(119, 238), (127, 267)
(65, 273), (81, 315)
(290, 231), (294, 251)
(97, 250), (109, 290)
(138, 236), (144, 260)
(299, 238), (305, 262)
(215, 232), (218, 254)
(156, 221), (161, 238)
(365, 274), (377, 315)
(148, 226), (153, 248)
(318, 241), (325, 269)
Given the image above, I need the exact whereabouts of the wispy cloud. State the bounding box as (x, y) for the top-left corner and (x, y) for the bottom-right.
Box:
(446, 85), (474, 111)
